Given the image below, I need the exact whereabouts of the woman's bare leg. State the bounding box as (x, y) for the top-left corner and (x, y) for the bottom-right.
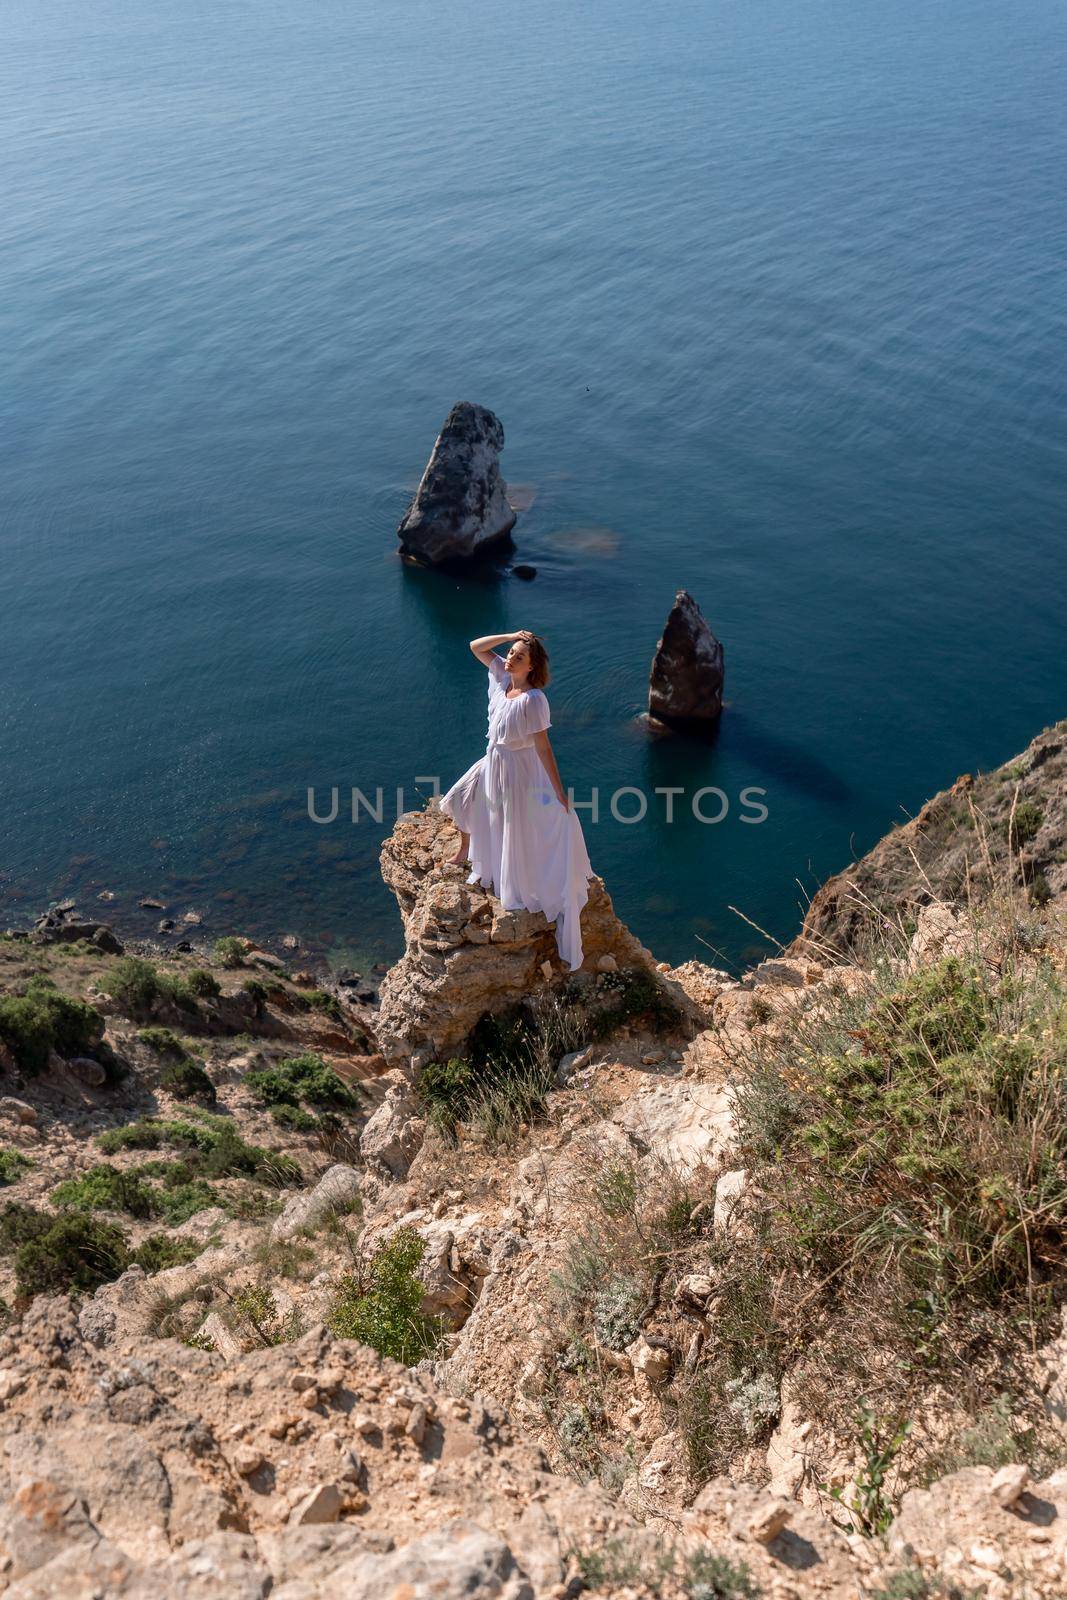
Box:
(449, 831), (470, 866)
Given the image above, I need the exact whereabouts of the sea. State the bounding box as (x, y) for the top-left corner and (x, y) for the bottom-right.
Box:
(2, 0), (1065, 974)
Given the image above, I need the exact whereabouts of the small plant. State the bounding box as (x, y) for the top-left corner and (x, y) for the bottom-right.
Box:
(270, 1103), (320, 1132)
(241, 977), (269, 1009)
(52, 1162), (159, 1220)
(569, 1539), (759, 1599)
(15, 1212), (130, 1297)
(214, 937), (246, 969)
(829, 1406), (912, 1537)
(137, 1026), (187, 1056)
(185, 969), (220, 999)
(592, 1272), (645, 1350)
(685, 1547), (762, 1600)
(723, 1372), (781, 1442)
(160, 1057), (216, 1102)
(869, 1570), (977, 1600)
(245, 1053), (358, 1114)
(229, 1282), (302, 1346)
(0, 1150), (31, 1185)
(1006, 798), (1043, 851)
(328, 1225), (444, 1365)
(104, 957), (165, 1013)
(303, 989), (343, 1021)
(131, 1233), (201, 1273)
(0, 979), (102, 1075)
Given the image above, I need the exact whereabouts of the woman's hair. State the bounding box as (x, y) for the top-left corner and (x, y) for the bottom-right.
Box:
(518, 630), (550, 689)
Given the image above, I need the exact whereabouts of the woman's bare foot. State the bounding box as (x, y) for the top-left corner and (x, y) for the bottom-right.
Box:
(448, 830), (471, 867)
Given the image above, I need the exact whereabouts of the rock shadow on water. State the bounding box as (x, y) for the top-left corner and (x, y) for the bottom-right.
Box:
(725, 711), (855, 807)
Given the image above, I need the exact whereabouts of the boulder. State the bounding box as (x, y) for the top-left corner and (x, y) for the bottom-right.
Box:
(311, 1519), (533, 1600)
(359, 1081), (424, 1178)
(375, 803), (696, 1065)
(397, 403), (517, 565)
(647, 590), (724, 729)
(610, 1080), (734, 1175)
(271, 1164), (361, 1242)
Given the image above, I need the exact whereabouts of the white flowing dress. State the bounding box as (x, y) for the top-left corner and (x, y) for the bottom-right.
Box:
(440, 655), (593, 971)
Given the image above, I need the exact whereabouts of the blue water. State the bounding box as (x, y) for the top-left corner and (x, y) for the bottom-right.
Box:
(2, 0), (1065, 973)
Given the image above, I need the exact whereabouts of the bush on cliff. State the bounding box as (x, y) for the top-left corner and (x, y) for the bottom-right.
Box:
(160, 1057), (217, 1102)
(104, 958), (219, 1016)
(0, 1150), (31, 1185)
(674, 936), (1067, 1475)
(328, 1225), (443, 1365)
(97, 1112), (302, 1187)
(52, 1162), (159, 1220)
(10, 1209), (130, 1298)
(213, 937), (246, 968)
(0, 978), (102, 1076)
(245, 1052), (358, 1115)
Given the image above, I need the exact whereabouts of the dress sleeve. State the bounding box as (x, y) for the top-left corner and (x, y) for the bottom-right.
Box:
(521, 690), (551, 737)
(487, 655), (508, 686)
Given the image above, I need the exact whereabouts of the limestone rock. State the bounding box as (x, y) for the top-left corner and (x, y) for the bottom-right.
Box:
(316, 1518), (534, 1600)
(647, 590), (724, 729)
(989, 1462), (1029, 1508)
(359, 1081), (424, 1178)
(611, 1080), (734, 1175)
(375, 803), (694, 1064)
(713, 1168), (749, 1232)
(0, 1477), (99, 1583)
(288, 1484), (342, 1526)
(271, 1164), (361, 1242)
(397, 403), (517, 565)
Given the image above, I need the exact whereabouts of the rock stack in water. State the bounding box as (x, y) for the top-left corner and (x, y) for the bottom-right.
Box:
(397, 401), (517, 565)
(648, 589), (725, 730)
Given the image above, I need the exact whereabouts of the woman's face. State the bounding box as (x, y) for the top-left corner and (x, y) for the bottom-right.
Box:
(505, 640), (530, 679)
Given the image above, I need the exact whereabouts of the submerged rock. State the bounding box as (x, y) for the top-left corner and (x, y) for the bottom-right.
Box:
(647, 589), (724, 729)
(397, 402), (517, 566)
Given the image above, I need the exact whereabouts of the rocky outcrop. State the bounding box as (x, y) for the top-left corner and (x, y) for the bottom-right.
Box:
(647, 590), (724, 730)
(790, 718), (1067, 960)
(375, 803), (696, 1066)
(397, 402), (517, 565)
(2, 1296), (1055, 1600)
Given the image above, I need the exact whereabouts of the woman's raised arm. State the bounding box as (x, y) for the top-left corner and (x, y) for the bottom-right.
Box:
(469, 631), (520, 667)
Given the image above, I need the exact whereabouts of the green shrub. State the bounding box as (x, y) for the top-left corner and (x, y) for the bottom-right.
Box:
(303, 988), (342, 1020)
(571, 1540), (759, 1600)
(137, 1026), (187, 1057)
(0, 1200), (52, 1254)
(131, 1233), (201, 1273)
(685, 1548), (762, 1600)
(0, 1150), (31, 1186)
(270, 1103), (319, 1132)
(0, 980), (102, 1075)
(1007, 799), (1043, 851)
(229, 1283), (302, 1346)
(328, 1225), (443, 1365)
(52, 1162), (158, 1220)
(97, 1115), (301, 1187)
(213, 938), (246, 969)
(245, 1053), (358, 1113)
(105, 957), (165, 1012)
(186, 968), (220, 999)
(241, 978), (269, 1009)
(15, 1212), (129, 1297)
(160, 1057), (216, 1102)
(155, 1177), (219, 1225)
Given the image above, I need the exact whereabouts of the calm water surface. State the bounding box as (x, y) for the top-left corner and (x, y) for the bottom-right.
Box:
(2, 0), (1065, 971)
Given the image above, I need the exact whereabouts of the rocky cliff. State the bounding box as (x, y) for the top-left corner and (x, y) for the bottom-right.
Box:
(0, 719), (1066, 1598)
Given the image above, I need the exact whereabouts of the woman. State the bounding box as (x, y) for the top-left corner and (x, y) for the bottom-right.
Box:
(440, 630), (593, 971)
